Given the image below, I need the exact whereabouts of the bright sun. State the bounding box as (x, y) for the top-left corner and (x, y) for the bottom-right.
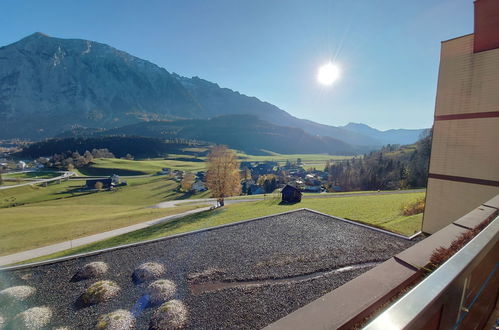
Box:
(317, 62), (340, 86)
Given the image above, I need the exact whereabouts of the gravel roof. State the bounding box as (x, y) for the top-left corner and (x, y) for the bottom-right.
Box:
(0, 209), (418, 329)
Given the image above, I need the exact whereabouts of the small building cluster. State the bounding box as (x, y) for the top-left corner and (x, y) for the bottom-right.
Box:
(240, 160), (333, 197)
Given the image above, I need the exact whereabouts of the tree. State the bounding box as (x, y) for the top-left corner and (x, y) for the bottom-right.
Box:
(181, 172), (196, 192)
(206, 145), (241, 206)
(95, 181), (104, 191)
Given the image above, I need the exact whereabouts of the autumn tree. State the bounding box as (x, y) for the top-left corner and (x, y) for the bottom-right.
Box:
(206, 145), (241, 206)
(181, 172), (196, 192)
(95, 181), (104, 191)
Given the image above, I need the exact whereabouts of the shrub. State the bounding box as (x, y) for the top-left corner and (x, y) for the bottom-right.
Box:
(146, 279), (177, 305)
(96, 309), (135, 330)
(401, 197), (425, 216)
(133, 262), (165, 283)
(12, 306), (52, 330)
(429, 217), (494, 270)
(150, 300), (188, 330)
(81, 281), (120, 305)
(76, 261), (109, 280)
(95, 181), (104, 191)
(0, 286), (36, 304)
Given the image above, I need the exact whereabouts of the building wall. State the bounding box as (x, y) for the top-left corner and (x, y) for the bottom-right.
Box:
(422, 34), (499, 234)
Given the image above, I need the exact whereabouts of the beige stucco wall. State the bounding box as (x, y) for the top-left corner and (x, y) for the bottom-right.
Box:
(429, 118), (499, 180)
(423, 179), (498, 234)
(422, 34), (499, 234)
(435, 34), (499, 116)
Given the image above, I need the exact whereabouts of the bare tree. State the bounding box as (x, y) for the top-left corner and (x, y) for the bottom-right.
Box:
(206, 145), (241, 206)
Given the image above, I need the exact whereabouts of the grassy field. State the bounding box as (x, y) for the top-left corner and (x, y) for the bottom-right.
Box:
(24, 192), (425, 263)
(83, 153), (348, 176)
(3, 171), (60, 179)
(0, 176), (211, 255)
(78, 158), (206, 176)
(236, 152), (354, 169)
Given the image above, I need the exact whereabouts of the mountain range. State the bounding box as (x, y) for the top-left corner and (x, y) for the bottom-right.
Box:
(0, 33), (426, 152)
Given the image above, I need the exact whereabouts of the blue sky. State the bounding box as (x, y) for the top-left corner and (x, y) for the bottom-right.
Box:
(1, 0), (472, 130)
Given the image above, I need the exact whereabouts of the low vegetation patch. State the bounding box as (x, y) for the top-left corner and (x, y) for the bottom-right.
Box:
(401, 196), (425, 216)
(146, 279), (177, 305)
(0, 286), (36, 304)
(133, 262), (165, 283)
(12, 306), (52, 330)
(96, 309), (135, 330)
(150, 299), (188, 330)
(429, 217), (494, 270)
(75, 261), (109, 280)
(81, 281), (120, 305)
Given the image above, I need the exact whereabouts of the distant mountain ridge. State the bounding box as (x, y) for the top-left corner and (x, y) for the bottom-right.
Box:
(59, 114), (360, 155)
(0, 32), (426, 148)
(341, 123), (427, 146)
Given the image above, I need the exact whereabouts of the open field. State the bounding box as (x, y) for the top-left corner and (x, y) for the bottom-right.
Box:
(3, 171), (60, 179)
(25, 192), (424, 262)
(237, 152), (354, 168)
(2, 210), (418, 329)
(0, 177), (211, 255)
(82, 152), (349, 176)
(0, 176), (184, 208)
(78, 157), (206, 176)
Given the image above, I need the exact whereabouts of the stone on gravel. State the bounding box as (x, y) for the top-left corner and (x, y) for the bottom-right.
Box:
(81, 281), (120, 305)
(96, 309), (134, 330)
(0, 314), (5, 329)
(146, 279), (177, 305)
(0, 285), (36, 304)
(133, 262), (165, 283)
(12, 306), (52, 330)
(75, 261), (109, 279)
(150, 299), (188, 330)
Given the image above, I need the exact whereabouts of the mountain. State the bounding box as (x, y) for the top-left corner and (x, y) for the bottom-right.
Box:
(60, 115), (359, 155)
(341, 123), (427, 146)
(174, 75), (377, 146)
(0, 33), (425, 148)
(0, 33), (200, 138)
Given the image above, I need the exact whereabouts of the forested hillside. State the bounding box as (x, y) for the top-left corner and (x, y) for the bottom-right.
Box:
(18, 136), (204, 159)
(326, 130), (432, 191)
(59, 115), (361, 155)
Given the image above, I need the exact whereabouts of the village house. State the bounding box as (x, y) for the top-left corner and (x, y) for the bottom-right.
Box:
(85, 178), (112, 190)
(16, 161), (26, 170)
(192, 179), (207, 192)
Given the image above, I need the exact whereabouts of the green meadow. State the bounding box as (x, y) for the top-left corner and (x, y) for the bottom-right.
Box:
(0, 176), (210, 255)
(24, 192), (424, 263)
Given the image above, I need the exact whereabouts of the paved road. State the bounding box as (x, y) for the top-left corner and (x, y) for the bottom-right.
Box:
(0, 206), (211, 266)
(0, 171), (75, 190)
(0, 188), (425, 266)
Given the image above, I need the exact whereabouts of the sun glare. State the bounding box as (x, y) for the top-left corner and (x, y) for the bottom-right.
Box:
(317, 62), (340, 86)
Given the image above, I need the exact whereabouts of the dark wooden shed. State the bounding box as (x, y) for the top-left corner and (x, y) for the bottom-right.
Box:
(85, 178), (112, 190)
(281, 184), (302, 203)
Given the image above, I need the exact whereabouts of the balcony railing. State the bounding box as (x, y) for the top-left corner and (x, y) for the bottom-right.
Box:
(364, 215), (498, 329)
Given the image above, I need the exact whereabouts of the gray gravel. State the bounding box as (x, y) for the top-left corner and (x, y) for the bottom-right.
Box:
(0, 209), (418, 329)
